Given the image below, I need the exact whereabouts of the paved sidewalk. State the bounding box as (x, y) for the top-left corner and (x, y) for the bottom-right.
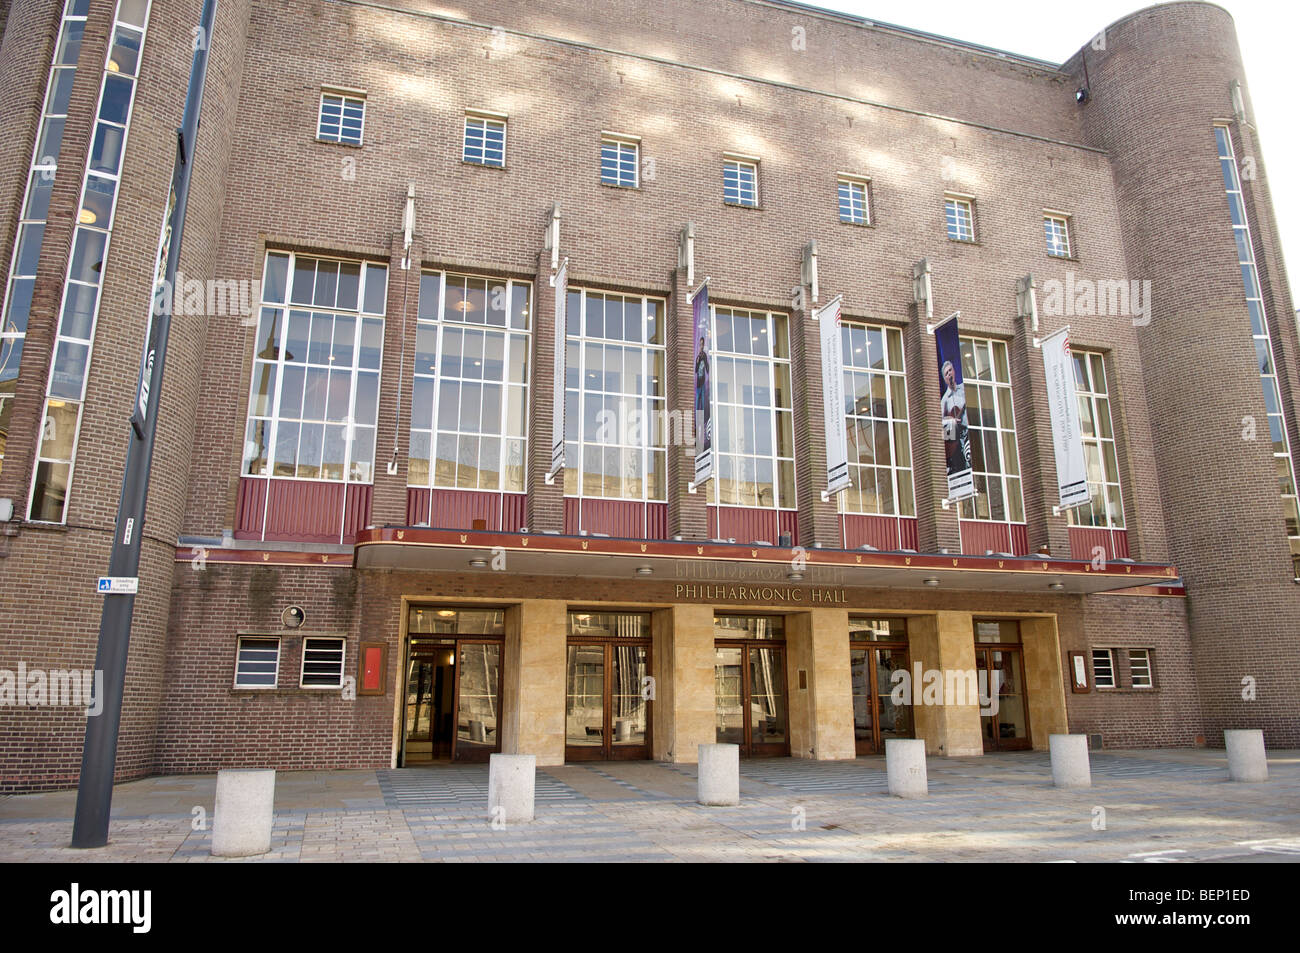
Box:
(2, 749), (1298, 862)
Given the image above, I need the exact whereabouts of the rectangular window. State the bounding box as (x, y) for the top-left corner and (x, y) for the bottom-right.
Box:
(723, 157), (759, 207)
(1044, 214), (1072, 258)
(300, 637), (346, 689)
(563, 289), (666, 501)
(317, 90), (365, 145)
(242, 252), (388, 484)
(1128, 649), (1153, 689)
(945, 196), (975, 242)
(839, 322), (914, 517)
(234, 636), (280, 689)
(957, 337), (1024, 523)
(600, 136), (639, 188)
(1092, 649), (1115, 689)
(463, 113), (506, 167)
(1, 0), (91, 478)
(29, 0), (150, 522)
(1215, 125), (1299, 575)
(408, 271), (531, 492)
(838, 178), (870, 225)
(1066, 350), (1124, 529)
(706, 307), (795, 509)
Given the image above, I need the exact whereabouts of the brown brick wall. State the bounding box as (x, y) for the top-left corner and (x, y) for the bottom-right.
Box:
(1, 0), (1296, 789)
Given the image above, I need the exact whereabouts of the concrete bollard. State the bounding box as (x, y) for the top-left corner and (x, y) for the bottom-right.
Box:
(488, 753), (536, 822)
(885, 739), (928, 798)
(469, 720), (487, 743)
(1049, 734), (1091, 788)
(1224, 729), (1268, 782)
(614, 719), (634, 742)
(697, 743), (740, 806)
(211, 769), (275, 857)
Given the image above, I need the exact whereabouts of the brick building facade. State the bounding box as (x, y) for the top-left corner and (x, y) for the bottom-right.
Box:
(0, 0), (1295, 792)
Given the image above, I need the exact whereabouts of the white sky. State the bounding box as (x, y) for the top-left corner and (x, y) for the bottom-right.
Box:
(798, 0), (1300, 303)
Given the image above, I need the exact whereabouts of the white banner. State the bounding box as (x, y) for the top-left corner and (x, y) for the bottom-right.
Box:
(817, 296), (850, 495)
(548, 259), (568, 480)
(1041, 326), (1089, 510)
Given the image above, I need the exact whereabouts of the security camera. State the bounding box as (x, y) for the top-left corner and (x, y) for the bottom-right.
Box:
(281, 605), (306, 628)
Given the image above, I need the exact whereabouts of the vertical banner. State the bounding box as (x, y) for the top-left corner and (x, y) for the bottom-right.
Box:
(934, 312), (974, 501)
(548, 258), (568, 481)
(692, 283), (713, 484)
(817, 295), (850, 495)
(1041, 326), (1089, 509)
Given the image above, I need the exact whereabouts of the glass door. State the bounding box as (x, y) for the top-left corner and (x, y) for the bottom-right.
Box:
(565, 612), (652, 761)
(714, 615), (789, 757)
(974, 619), (1030, 752)
(402, 607), (505, 765)
(453, 640), (502, 762)
(849, 617), (913, 755)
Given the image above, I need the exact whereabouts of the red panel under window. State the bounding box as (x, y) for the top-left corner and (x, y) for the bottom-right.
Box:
(778, 511), (799, 547)
(428, 489), (502, 530)
(960, 521), (1030, 557)
(342, 484), (372, 544)
(842, 514), (903, 551)
(1069, 526), (1130, 561)
(406, 488), (432, 526)
(567, 498), (647, 538)
(647, 503), (668, 540)
(899, 517), (918, 551)
(709, 506), (786, 546)
(234, 477), (267, 540)
(263, 479), (346, 543)
(502, 493), (526, 532)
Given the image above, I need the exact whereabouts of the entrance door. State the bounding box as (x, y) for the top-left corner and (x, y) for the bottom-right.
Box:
(564, 641), (651, 761)
(850, 644), (912, 754)
(401, 607), (504, 765)
(975, 645), (1031, 751)
(714, 643), (790, 757)
(565, 611), (652, 761)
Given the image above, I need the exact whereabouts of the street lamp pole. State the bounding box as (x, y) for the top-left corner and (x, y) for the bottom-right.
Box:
(71, 0), (219, 849)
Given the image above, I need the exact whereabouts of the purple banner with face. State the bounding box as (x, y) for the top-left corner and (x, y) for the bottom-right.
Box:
(692, 284), (713, 484)
(935, 313), (974, 501)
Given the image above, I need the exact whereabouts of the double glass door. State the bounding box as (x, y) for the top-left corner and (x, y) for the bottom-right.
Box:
(975, 633), (1031, 751)
(850, 643), (912, 754)
(402, 607), (504, 764)
(565, 612), (652, 761)
(714, 615), (789, 757)
(403, 638), (502, 762)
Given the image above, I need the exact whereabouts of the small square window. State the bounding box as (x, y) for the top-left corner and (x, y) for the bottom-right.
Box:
(300, 636), (346, 688)
(945, 196), (975, 242)
(464, 115), (506, 167)
(838, 178), (869, 224)
(1045, 214), (1072, 258)
(724, 158), (759, 207)
(317, 92), (365, 145)
(1092, 648), (1115, 689)
(601, 137), (639, 188)
(1128, 649), (1153, 689)
(234, 636), (280, 689)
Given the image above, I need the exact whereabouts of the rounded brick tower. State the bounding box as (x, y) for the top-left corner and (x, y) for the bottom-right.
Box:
(1065, 2), (1300, 745)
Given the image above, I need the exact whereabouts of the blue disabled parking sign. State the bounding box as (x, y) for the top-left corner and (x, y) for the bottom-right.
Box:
(96, 577), (139, 595)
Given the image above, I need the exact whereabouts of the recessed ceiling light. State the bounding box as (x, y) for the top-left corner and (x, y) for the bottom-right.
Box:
(1048, 581), (1065, 591)
(468, 558), (488, 568)
(923, 578), (940, 587)
(635, 566), (653, 576)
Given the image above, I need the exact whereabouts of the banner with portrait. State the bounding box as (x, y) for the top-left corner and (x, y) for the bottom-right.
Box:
(692, 283), (713, 485)
(934, 312), (974, 501)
